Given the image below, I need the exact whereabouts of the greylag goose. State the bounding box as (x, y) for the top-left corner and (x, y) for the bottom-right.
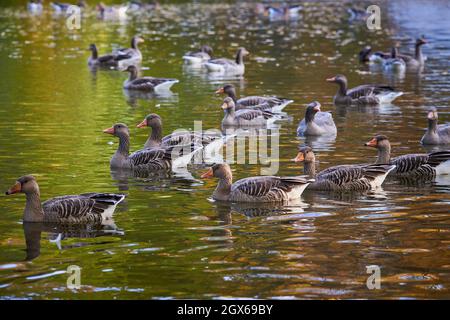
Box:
(123, 65), (179, 93)
(137, 113), (229, 153)
(294, 146), (395, 191)
(96, 2), (129, 20)
(421, 108), (450, 145)
(359, 45), (390, 64)
(391, 37), (427, 68)
(365, 135), (450, 178)
(204, 48), (249, 75)
(182, 45), (213, 65)
(221, 97), (278, 127)
(5, 175), (125, 223)
(266, 5), (302, 21)
(216, 84), (293, 113)
(201, 163), (312, 202)
(297, 101), (337, 136)
(347, 7), (369, 22)
(88, 44), (123, 68)
(383, 47), (406, 74)
(128, 1), (159, 12)
(103, 123), (201, 170)
(28, 0), (43, 13)
(326, 74), (403, 105)
(359, 37), (427, 68)
(51, 1), (85, 13)
(113, 36), (144, 66)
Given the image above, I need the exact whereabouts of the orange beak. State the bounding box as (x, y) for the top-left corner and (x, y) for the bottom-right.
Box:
(326, 76), (336, 82)
(136, 119), (147, 128)
(201, 167), (214, 179)
(103, 127), (115, 135)
(5, 182), (21, 195)
(364, 138), (377, 147)
(293, 152), (305, 162)
(215, 87), (224, 94)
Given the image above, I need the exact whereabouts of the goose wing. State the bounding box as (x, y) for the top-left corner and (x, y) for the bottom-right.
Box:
(232, 176), (310, 201)
(42, 193), (125, 222)
(97, 54), (118, 64)
(129, 148), (169, 166)
(162, 132), (216, 147)
(317, 165), (366, 185)
(317, 164), (393, 190)
(208, 58), (236, 67)
(128, 77), (174, 91)
(236, 109), (274, 121)
(314, 112), (335, 128)
(347, 84), (395, 99)
(437, 124), (450, 141)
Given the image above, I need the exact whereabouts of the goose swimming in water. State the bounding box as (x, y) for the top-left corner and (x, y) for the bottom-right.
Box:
(5, 175), (125, 223)
(204, 48), (249, 75)
(51, 0), (85, 13)
(420, 108), (450, 145)
(136, 113), (232, 158)
(123, 65), (179, 93)
(96, 2), (129, 20)
(182, 45), (213, 65)
(215, 84), (293, 113)
(88, 44), (128, 68)
(265, 5), (302, 21)
(383, 47), (406, 74)
(294, 146), (395, 191)
(112, 36), (144, 67)
(326, 74), (403, 105)
(103, 123), (200, 170)
(28, 0), (43, 13)
(359, 37), (427, 68)
(297, 101), (337, 136)
(365, 135), (450, 178)
(201, 163), (312, 202)
(220, 97), (279, 127)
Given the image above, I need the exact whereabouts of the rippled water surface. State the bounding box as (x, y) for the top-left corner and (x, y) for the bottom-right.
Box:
(0, 1), (450, 299)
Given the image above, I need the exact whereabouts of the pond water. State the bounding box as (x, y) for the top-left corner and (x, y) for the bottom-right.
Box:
(0, 1), (449, 299)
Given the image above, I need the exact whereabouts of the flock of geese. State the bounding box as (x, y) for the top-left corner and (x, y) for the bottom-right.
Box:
(5, 2), (450, 230)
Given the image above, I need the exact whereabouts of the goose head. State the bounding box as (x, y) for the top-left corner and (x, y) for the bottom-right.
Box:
(221, 97), (236, 112)
(137, 113), (162, 129)
(5, 175), (39, 196)
(96, 2), (105, 13)
(416, 36), (427, 47)
(123, 65), (139, 78)
(201, 163), (232, 180)
(131, 36), (145, 48)
(239, 47), (250, 56)
(215, 84), (235, 96)
(201, 45), (213, 56)
(304, 101), (321, 121)
(359, 45), (372, 63)
(326, 74), (347, 86)
(88, 43), (97, 52)
(293, 146), (315, 163)
(103, 123), (130, 138)
(364, 134), (391, 151)
(427, 107), (438, 121)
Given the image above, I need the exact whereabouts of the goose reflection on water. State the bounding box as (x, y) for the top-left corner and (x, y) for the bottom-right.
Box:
(22, 221), (124, 261)
(122, 88), (179, 107)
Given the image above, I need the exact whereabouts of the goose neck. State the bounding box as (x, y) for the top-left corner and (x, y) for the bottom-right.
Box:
(24, 191), (44, 222)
